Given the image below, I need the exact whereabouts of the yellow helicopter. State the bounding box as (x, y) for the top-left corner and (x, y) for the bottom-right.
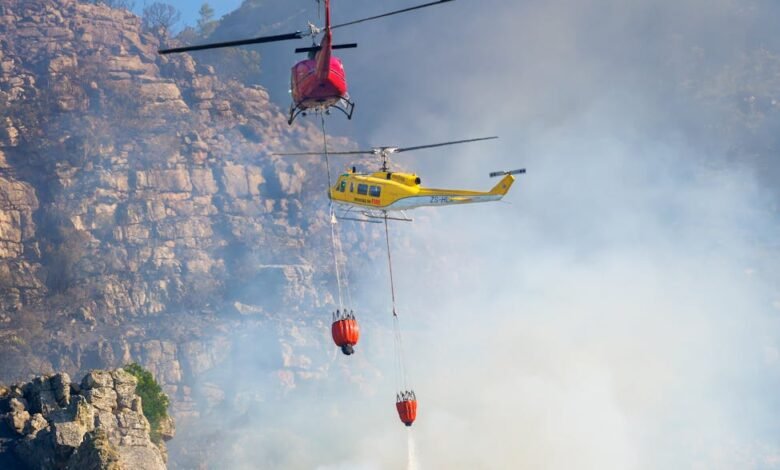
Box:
(276, 136), (524, 222)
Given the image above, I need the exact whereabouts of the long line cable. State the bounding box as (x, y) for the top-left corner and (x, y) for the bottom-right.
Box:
(320, 114), (334, 193)
(384, 214), (408, 391)
(393, 316), (408, 391)
(320, 114), (343, 309)
(320, 113), (351, 311)
(384, 214), (398, 317)
(334, 217), (353, 308)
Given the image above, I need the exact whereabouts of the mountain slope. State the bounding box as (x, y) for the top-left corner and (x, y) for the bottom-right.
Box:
(0, 0), (376, 408)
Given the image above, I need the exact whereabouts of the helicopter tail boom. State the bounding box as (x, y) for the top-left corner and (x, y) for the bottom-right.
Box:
(316, 0), (334, 82)
(488, 172), (519, 196)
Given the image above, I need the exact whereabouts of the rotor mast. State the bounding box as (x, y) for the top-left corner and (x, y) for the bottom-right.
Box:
(378, 148), (397, 172)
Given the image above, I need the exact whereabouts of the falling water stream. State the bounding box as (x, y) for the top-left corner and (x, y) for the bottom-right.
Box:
(407, 429), (419, 470)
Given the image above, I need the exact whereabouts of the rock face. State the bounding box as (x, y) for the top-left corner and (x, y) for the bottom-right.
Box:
(0, 369), (170, 469)
(0, 0), (371, 387)
(0, 0), (336, 325)
(0, 0), (383, 466)
(0, 175), (42, 316)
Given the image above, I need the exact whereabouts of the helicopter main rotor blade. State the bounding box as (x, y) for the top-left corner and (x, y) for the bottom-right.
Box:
(159, 32), (306, 55)
(395, 136), (499, 153)
(275, 136), (498, 157)
(330, 0), (455, 30)
(295, 43), (358, 54)
(160, 1), (454, 55)
(273, 150), (375, 156)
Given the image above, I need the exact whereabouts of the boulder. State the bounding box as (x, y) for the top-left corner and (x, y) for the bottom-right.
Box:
(52, 420), (88, 457)
(4, 369), (170, 469)
(25, 377), (60, 415)
(81, 370), (114, 391)
(28, 413), (48, 436)
(82, 387), (117, 412)
(6, 409), (30, 435)
(111, 369), (137, 410)
(65, 429), (122, 470)
(9, 397), (27, 413)
(158, 415), (175, 442)
(51, 373), (71, 407)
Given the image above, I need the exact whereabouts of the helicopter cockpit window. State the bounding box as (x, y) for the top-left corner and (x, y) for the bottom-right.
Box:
(369, 186), (381, 197)
(357, 184), (368, 195)
(339, 180), (347, 192)
(349, 183), (354, 193)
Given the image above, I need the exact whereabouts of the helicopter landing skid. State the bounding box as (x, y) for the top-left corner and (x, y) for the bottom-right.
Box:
(334, 207), (412, 224)
(363, 210), (412, 223)
(288, 98), (355, 125)
(333, 98), (355, 120)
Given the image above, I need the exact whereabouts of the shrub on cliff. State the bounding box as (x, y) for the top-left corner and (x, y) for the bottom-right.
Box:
(142, 2), (181, 35)
(123, 363), (170, 443)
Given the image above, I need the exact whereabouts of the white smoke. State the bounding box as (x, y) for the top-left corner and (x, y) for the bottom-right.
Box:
(168, 0), (780, 468)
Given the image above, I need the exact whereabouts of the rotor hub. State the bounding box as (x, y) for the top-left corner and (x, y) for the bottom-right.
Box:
(307, 22), (321, 37)
(373, 148), (399, 172)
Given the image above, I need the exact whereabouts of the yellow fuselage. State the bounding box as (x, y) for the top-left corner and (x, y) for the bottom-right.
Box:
(329, 170), (515, 211)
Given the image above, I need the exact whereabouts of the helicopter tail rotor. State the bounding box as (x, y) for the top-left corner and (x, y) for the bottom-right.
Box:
(488, 170), (524, 196)
(489, 169), (526, 178)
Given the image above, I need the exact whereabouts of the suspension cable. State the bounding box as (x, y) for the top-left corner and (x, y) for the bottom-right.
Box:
(321, 113), (343, 309)
(321, 114), (334, 201)
(384, 213), (409, 390)
(393, 315), (408, 391)
(322, 114), (350, 308)
(333, 218), (353, 308)
(384, 214), (398, 317)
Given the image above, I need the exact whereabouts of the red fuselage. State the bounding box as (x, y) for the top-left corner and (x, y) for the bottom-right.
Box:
(285, 1), (354, 123)
(290, 56), (349, 110)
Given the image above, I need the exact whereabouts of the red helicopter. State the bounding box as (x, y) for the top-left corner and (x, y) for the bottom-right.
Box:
(159, 0), (454, 124)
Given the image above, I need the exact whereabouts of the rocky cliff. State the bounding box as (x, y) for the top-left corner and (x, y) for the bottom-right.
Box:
(0, 0), (336, 318)
(0, 369), (173, 469)
(0, 0), (380, 432)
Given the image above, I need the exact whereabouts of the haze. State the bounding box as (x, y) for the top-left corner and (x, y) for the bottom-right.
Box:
(171, 0), (780, 468)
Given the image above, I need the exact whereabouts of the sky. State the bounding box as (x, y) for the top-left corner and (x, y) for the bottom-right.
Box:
(168, 0), (780, 468)
(135, 0), (242, 29)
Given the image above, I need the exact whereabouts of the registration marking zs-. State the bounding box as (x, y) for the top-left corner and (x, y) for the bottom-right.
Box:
(430, 196), (451, 204)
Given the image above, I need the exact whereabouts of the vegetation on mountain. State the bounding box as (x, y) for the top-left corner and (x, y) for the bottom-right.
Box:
(124, 363), (170, 443)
